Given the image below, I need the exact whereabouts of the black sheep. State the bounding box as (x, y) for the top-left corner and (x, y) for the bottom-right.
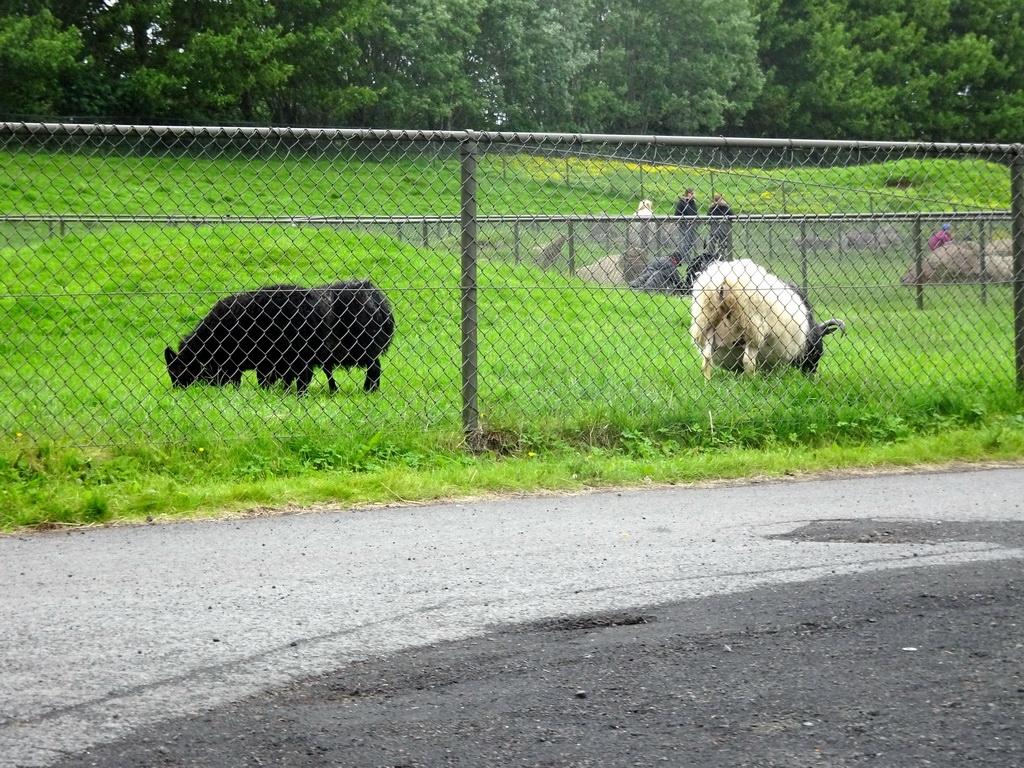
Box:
(164, 284), (321, 391)
(681, 249), (720, 293)
(309, 280), (395, 393)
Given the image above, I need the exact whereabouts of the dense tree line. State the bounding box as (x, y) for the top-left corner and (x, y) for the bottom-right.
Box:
(734, 0), (1024, 142)
(0, 0), (1021, 141)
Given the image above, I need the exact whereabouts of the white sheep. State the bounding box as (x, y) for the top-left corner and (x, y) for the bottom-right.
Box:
(690, 259), (845, 380)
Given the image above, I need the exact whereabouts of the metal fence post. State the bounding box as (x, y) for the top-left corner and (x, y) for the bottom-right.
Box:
(977, 218), (987, 306)
(567, 218), (576, 273)
(913, 217), (924, 310)
(800, 218), (809, 294)
(460, 136), (480, 436)
(1012, 152), (1024, 390)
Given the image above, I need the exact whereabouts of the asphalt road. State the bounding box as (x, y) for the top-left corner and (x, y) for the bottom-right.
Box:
(2, 466), (1023, 767)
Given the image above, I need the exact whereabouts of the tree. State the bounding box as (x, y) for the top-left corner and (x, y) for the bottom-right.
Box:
(732, 0), (895, 139)
(22, 0), (380, 123)
(158, 0), (291, 122)
(575, 0), (763, 135)
(263, 0), (380, 125)
(0, 8), (82, 116)
(472, 0), (594, 130)
(351, 0), (490, 129)
(928, 0), (1024, 142)
(735, 0), (1024, 142)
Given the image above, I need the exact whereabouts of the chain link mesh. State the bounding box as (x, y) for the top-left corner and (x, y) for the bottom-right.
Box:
(1, 124), (1020, 445)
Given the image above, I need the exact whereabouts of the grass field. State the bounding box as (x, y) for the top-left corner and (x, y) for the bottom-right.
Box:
(1, 140), (1022, 530)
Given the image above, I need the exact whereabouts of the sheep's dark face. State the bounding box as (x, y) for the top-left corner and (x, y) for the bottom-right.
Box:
(796, 320), (845, 374)
(797, 333), (826, 374)
(164, 346), (206, 388)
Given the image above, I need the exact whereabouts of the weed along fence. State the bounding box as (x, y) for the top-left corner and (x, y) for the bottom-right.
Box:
(1, 122), (1023, 448)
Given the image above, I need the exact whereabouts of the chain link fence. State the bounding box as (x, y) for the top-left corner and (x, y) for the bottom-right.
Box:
(1, 123), (1022, 446)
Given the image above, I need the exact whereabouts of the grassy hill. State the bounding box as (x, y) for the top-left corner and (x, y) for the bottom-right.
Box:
(1, 146), (1021, 529)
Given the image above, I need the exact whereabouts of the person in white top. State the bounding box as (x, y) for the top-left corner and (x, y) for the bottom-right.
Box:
(630, 199), (656, 250)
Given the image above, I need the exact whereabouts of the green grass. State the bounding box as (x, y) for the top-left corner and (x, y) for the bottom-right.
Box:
(0, 145), (1013, 220)
(1, 144), (1022, 530)
(3, 416), (1024, 532)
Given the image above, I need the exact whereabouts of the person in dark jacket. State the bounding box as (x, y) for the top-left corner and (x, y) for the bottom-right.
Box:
(707, 193), (734, 256)
(673, 188), (699, 262)
(629, 252), (686, 294)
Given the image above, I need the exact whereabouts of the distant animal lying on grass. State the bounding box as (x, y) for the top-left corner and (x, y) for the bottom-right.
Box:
(164, 280), (394, 394)
(690, 259), (845, 380)
(574, 248), (647, 287)
(841, 224), (904, 251)
(792, 225), (904, 253)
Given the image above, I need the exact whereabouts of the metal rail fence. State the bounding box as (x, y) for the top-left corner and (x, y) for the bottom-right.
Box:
(1, 123), (1022, 445)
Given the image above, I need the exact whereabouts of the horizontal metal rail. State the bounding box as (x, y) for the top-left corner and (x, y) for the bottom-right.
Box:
(0, 212), (1013, 225)
(2, 121), (1021, 156)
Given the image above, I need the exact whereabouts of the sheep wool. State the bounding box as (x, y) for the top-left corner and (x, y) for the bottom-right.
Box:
(310, 280), (395, 393)
(165, 280), (394, 394)
(164, 284), (321, 391)
(690, 259), (812, 379)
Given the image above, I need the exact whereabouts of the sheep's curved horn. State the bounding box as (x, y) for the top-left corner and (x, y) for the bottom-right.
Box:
(818, 318), (846, 337)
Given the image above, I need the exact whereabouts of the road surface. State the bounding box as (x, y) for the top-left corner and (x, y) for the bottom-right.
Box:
(2, 466), (1022, 766)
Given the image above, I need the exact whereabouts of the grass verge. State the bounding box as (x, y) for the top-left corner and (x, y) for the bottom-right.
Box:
(3, 408), (1023, 533)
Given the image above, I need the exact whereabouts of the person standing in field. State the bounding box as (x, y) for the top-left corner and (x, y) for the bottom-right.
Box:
(629, 199), (656, 251)
(707, 193), (734, 256)
(673, 188), (699, 263)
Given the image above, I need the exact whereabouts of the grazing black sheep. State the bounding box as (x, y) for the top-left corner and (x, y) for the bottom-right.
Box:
(310, 280), (395, 393)
(164, 284), (321, 391)
(165, 280), (395, 395)
(680, 249), (720, 293)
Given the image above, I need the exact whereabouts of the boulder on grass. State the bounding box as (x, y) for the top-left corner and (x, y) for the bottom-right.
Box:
(900, 240), (1013, 285)
(574, 248), (649, 288)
